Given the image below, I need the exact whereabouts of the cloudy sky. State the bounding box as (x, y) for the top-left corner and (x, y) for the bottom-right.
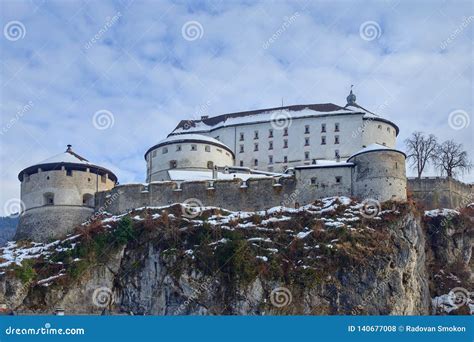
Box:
(0, 0), (472, 215)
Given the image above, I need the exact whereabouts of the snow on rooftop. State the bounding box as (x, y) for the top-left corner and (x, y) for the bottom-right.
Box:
(154, 134), (230, 148)
(348, 143), (404, 160)
(168, 169), (274, 181)
(36, 151), (91, 166)
(173, 107), (363, 134)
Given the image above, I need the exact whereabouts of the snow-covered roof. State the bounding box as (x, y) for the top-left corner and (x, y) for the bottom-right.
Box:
(171, 103), (364, 134)
(347, 143), (406, 161)
(18, 145), (118, 182)
(292, 159), (355, 169)
(171, 101), (399, 136)
(145, 133), (233, 158)
(167, 169), (274, 181)
(38, 151), (91, 165)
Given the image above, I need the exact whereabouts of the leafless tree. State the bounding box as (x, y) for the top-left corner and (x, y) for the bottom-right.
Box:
(432, 140), (472, 178)
(404, 131), (438, 178)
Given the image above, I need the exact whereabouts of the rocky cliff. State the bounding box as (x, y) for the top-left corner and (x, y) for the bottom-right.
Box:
(0, 197), (472, 315)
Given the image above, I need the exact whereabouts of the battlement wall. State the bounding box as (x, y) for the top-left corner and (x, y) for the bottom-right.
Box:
(407, 177), (473, 209)
(95, 177), (299, 215)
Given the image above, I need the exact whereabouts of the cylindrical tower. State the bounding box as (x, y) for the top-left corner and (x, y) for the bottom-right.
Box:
(348, 144), (407, 202)
(144, 134), (234, 182)
(15, 145), (118, 242)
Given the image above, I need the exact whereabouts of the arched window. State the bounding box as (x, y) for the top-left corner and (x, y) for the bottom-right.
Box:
(82, 193), (94, 207)
(43, 192), (54, 205)
(207, 161), (214, 169)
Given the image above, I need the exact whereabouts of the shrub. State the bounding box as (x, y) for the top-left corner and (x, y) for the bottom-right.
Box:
(14, 259), (37, 283)
(113, 216), (135, 245)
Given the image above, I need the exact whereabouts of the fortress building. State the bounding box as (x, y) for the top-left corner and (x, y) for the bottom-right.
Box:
(15, 145), (117, 241)
(15, 91), (408, 242)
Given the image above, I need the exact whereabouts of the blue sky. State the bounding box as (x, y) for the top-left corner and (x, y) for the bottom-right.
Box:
(0, 0), (472, 215)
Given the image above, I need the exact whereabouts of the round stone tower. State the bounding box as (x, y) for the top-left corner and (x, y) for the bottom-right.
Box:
(145, 134), (234, 182)
(15, 145), (118, 242)
(348, 144), (407, 202)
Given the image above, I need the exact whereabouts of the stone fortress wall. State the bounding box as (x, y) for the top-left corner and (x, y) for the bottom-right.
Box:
(407, 177), (473, 210)
(97, 149), (408, 215)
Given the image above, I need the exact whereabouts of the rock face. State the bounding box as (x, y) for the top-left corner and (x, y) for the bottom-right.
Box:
(0, 198), (471, 315)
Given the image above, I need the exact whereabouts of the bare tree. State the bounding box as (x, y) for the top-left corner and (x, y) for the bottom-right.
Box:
(432, 140), (472, 178)
(404, 131), (438, 178)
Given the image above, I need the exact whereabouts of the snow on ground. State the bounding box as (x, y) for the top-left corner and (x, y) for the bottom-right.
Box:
(425, 209), (460, 218)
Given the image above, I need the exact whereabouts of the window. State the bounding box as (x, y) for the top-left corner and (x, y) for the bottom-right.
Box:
(312, 159), (316, 164)
(305, 137), (310, 146)
(43, 192), (54, 205)
(207, 161), (214, 169)
(239, 132), (244, 141)
(269, 141), (273, 150)
(335, 176), (342, 183)
(254, 131), (259, 139)
(321, 136), (326, 145)
(304, 151), (310, 160)
(321, 123), (326, 132)
(101, 174), (106, 183)
(283, 156), (288, 163)
(310, 177), (317, 185)
(205, 145), (211, 152)
(378, 124), (382, 129)
(335, 123), (340, 132)
(335, 135), (340, 144)
(152, 150), (157, 157)
(239, 161), (244, 166)
(82, 193), (94, 206)
(254, 159), (258, 166)
(66, 169), (73, 176)
(254, 143), (259, 151)
(268, 129), (273, 138)
(191, 144), (197, 151)
(163, 147), (168, 154)
(214, 136), (220, 140)
(283, 139), (288, 148)
(269, 155), (273, 164)
(382, 142), (386, 146)
(87, 177), (90, 182)
(387, 127), (390, 132)
(176, 145), (182, 151)
(283, 128), (288, 136)
(216, 148), (222, 153)
(305, 125), (310, 134)
(239, 145), (244, 153)
(170, 160), (177, 168)
(335, 150), (340, 159)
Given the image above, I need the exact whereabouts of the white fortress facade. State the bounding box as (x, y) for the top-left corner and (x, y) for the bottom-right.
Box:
(16, 90), (407, 242)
